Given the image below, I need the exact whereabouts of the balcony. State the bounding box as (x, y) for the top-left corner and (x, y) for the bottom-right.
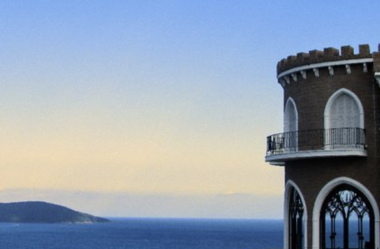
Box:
(265, 128), (367, 165)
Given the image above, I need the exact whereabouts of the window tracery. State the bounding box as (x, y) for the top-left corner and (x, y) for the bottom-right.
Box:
(320, 184), (374, 249)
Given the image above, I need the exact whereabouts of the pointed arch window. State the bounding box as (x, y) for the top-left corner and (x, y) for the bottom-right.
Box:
(324, 89), (364, 149)
(320, 184), (374, 249)
(329, 93), (360, 129)
(289, 188), (304, 249)
(284, 98), (298, 151)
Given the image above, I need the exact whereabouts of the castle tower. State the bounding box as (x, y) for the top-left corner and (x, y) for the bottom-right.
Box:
(266, 44), (380, 249)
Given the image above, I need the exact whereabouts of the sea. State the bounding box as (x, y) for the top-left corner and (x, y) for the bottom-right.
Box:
(0, 218), (283, 249)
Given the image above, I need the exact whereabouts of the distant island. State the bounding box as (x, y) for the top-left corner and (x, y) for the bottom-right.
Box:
(0, 201), (109, 224)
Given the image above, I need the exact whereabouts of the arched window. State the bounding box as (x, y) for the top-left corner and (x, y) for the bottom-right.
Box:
(324, 89), (364, 149)
(285, 97), (298, 132)
(284, 98), (298, 151)
(289, 187), (305, 249)
(320, 184), (374, 249)
(329, 93), (360, 129)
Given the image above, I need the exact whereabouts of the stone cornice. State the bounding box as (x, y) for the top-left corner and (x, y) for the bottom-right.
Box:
(278, 58), (373, 86)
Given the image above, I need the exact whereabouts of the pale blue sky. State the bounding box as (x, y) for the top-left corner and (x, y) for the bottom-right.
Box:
(0, 1), (379, 218)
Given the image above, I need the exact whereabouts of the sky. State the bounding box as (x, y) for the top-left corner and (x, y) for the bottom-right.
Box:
(0, 0), (379, 219)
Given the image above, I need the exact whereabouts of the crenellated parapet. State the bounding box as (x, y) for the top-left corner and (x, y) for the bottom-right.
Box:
(277, 44), (380, 87)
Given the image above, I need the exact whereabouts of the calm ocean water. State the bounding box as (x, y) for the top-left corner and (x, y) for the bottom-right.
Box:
(0, 218), (283, 249)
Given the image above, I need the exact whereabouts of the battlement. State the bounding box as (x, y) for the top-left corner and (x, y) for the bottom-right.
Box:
(277, 44), (380, 75)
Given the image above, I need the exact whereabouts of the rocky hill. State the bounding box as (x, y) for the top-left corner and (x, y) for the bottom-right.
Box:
(0, 201), (109, 223)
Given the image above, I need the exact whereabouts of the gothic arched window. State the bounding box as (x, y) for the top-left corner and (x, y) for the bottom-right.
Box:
(284, 98), (298, 151)
(324, 89), (364, 149)
(329, 93), (360, 129)
(289, 188), (304, 249)
(320, 184), (374, 249)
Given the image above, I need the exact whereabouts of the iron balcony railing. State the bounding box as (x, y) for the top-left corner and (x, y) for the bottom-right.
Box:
(266, 127), (366, 155)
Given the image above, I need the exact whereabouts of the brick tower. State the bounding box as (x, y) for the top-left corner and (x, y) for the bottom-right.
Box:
(266, 44), (380, 249)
